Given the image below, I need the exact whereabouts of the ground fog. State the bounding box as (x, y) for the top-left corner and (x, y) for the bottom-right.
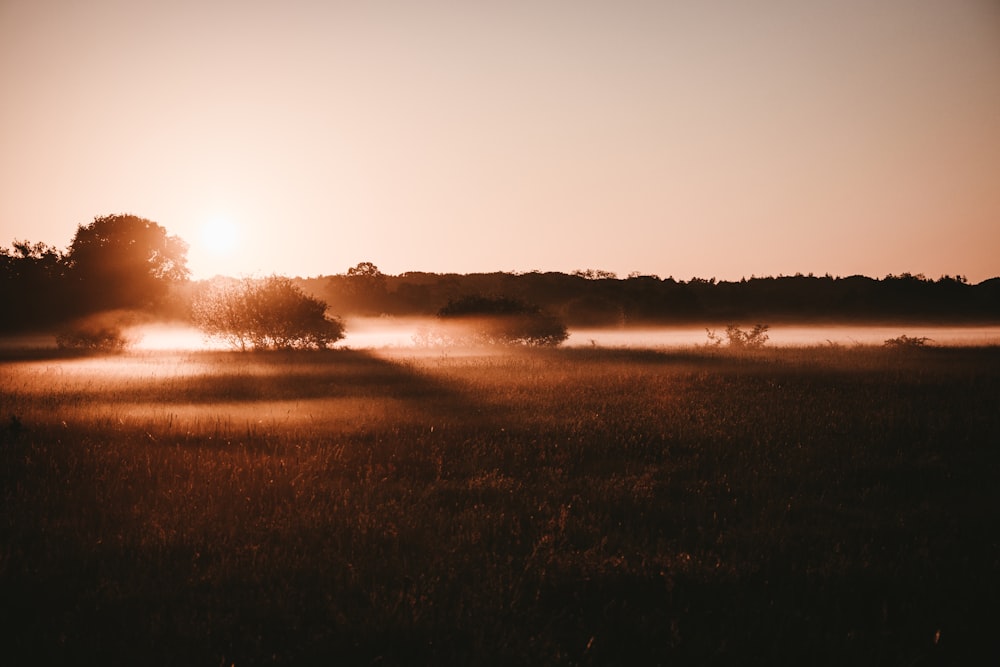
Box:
(127, 319), (1000, 351)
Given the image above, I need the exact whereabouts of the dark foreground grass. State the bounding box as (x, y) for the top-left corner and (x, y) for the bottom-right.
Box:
(1, 345), (999, 665)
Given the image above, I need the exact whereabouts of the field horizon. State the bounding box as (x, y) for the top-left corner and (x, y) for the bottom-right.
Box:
(4, 318), (1000, 356)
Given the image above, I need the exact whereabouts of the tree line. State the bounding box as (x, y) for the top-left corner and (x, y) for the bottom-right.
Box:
(4, 214), (999, 348)
(302, 268), (1000, 326)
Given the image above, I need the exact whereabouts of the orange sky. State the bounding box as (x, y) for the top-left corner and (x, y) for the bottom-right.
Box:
(2, 0), (999, 282)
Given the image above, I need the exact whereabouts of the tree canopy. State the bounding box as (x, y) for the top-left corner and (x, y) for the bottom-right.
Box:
(66, 214), (189, 313)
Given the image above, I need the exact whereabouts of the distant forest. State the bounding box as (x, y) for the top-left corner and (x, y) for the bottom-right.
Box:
(3, 214), (999, 334)
(298, 268), (1000, 327)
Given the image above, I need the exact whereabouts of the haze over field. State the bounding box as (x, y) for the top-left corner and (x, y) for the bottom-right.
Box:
(2, 0), (999, 282)
(121, 320), (1000, 352)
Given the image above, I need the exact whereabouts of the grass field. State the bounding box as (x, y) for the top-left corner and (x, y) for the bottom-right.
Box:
(2, 344), (999, 665)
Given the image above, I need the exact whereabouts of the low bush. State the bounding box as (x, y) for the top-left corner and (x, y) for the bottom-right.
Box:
(706, 323), (770, 348)
(884, 334), (932, 348)
(55, 321), (133, 353)
(422, 295), (568, 347)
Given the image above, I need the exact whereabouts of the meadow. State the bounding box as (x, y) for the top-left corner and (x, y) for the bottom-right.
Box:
(1, 343), (999, 665)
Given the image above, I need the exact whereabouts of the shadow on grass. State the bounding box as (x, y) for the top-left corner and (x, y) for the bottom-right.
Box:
(4, 347), (489, 416)
(4, 344), (1000, 665)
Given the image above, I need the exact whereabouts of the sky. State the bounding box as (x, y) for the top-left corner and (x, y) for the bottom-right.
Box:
(2, 0), (999, 282)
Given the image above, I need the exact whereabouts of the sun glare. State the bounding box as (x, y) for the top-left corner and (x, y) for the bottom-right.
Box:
(200, 217), (240, 256)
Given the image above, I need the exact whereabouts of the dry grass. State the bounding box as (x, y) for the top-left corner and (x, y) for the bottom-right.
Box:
(2, 345), (999, 665)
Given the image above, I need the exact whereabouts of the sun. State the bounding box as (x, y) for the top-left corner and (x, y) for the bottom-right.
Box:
(199, 216), (240, 256)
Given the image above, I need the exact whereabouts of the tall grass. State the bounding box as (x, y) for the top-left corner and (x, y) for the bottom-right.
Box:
(1, 345), (999, 665)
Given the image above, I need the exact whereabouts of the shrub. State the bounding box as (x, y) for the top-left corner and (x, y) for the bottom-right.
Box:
(193, 275), (345, 350)
(706, 324), (770, 349)
(884, 334), (932, 348)
(56, 323), (132, 353)
(425, 295), (568, 347)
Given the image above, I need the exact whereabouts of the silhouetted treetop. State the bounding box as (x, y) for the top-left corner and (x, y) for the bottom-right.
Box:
(346, 262), (383, 279)
(1, 240), (63, 282)
(0, 240), (67, 331)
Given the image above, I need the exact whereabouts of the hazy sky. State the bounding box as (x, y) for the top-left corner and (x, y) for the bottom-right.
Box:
(2, 0), (999, 281)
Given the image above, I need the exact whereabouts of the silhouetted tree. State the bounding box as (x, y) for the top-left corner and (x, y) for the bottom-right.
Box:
(342, 261), (388, 313)
(0, 240), (63, 280)
(0, 240), (66, 331)
(55, 316), (135, 353)
(65, 214), (189, 313)
(346, 261), (384, 281)
(193, 275), (345, 350)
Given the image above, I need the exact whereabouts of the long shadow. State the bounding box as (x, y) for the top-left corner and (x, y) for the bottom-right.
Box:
(554, 345), (734, 366)
(4, 347), (495, 433)
(10, 343), (1000, 665)
(0, 346), (116, 362)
